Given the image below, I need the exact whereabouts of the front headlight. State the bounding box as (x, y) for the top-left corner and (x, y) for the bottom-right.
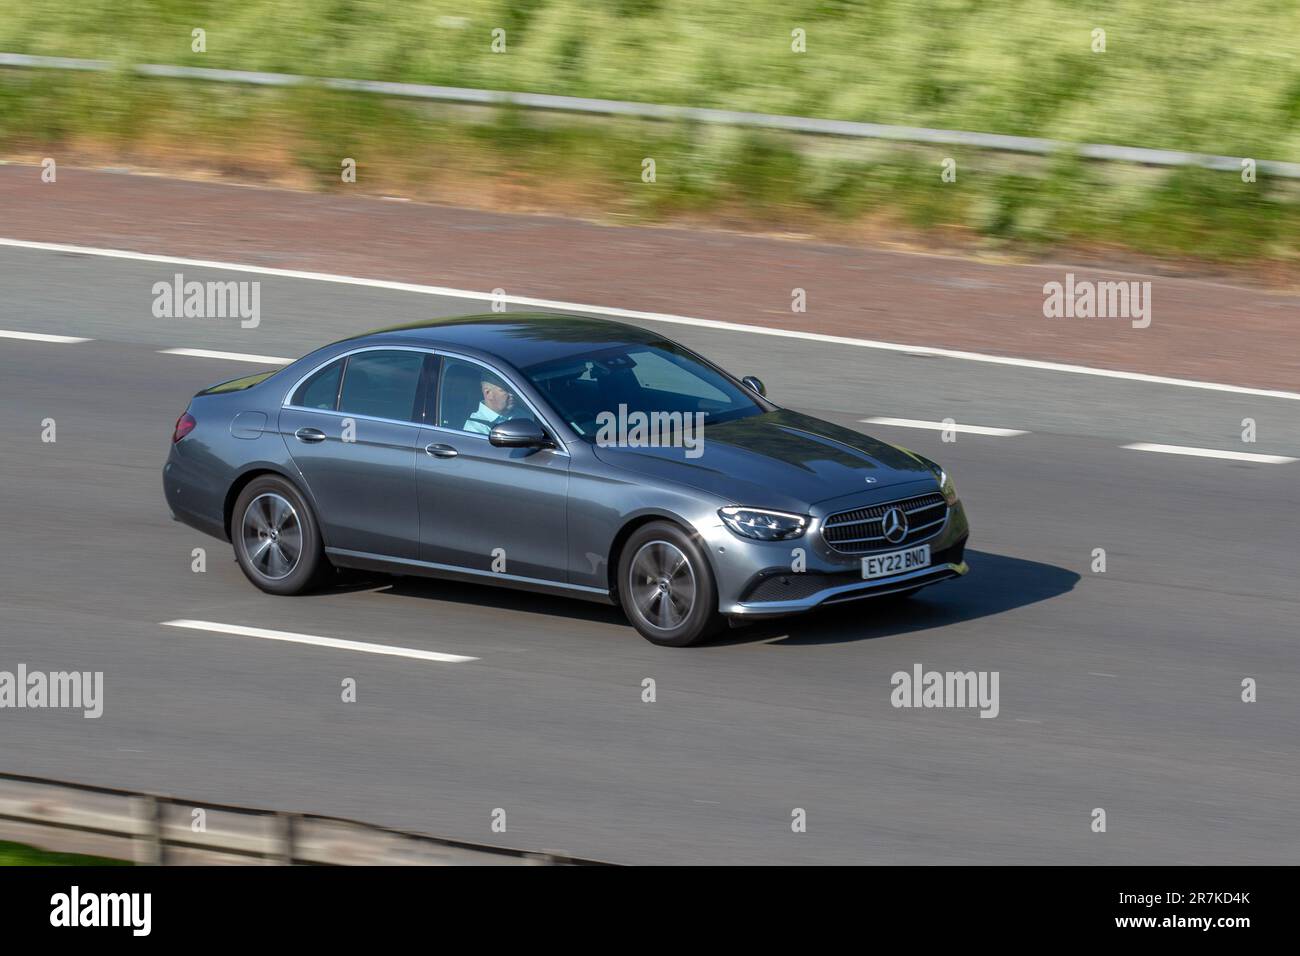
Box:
(900, 445), (959, 505)
(899, 447), (961, 509)
(718, 506), (808, 541)
(932, 467), (958, 505)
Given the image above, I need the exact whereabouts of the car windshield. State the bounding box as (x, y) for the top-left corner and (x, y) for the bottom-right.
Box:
(521, 341), (765, 438)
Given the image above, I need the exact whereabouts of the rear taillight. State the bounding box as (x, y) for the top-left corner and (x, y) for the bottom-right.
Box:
(172, 412), (196, 443)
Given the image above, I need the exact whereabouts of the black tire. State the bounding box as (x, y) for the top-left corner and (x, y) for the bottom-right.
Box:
(231, 475), (330, 595)
(616, 521), (723, 647)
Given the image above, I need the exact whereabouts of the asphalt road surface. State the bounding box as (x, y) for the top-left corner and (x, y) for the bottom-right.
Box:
(1, 244), (1297, 864)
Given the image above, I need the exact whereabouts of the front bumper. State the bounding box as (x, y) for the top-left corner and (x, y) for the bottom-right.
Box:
(702, 489), (970, 617)
(724, 543), (967, 617)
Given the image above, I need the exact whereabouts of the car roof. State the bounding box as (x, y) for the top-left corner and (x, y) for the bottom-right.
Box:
(352, 313), (667, 368)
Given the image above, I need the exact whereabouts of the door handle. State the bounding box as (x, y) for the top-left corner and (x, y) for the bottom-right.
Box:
(425, 443), (459, 459)
(295, 427), (327, 444)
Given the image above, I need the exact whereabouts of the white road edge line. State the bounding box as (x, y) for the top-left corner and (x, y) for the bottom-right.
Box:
(159, 347), (293, 365)
(861, 417), (1029, 437)
(1122, 442), (1297, 464)
(2, 236), (1298, 402)
(161, 619), (478, 663)
(0, 328), (92, 344)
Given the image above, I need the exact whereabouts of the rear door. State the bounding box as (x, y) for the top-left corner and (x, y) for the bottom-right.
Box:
(279, 347), (433, 560)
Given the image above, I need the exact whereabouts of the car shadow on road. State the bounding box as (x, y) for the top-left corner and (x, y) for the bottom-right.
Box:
(722, 549), (1079, 647)
(344, 549), (1077, 648)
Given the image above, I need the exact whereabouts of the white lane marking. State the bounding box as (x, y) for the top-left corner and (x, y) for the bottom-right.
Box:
(159, 347), (292, 365)
(861, 417), (1028, 437)
(2, 237), (1297, 402)
(1122, 442), (1296, 464)
(1088, 672), (1118, 678)
(162, 619), (478, 663)
(0, 328), (92, 344)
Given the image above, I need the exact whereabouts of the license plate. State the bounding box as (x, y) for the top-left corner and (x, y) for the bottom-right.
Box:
(861, 544), (930, 580)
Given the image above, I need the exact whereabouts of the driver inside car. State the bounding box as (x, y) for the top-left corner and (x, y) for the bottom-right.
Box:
(464, 371), (530, 434)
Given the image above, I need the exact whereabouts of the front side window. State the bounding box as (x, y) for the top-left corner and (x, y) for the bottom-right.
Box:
(438, 357), (535, 434)
(337, 350), (426, 422)
(522, 341), (763, 438)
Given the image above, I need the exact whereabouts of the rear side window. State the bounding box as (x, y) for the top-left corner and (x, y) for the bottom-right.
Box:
(338, 350), (426, 422)
(291, 358), (344, 410)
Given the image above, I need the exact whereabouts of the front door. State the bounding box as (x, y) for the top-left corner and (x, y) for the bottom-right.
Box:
(416, 355), (569, 582)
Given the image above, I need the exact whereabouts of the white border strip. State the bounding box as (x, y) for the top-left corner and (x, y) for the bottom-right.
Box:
(1122, 443), (1296, 464)
(160, 347), (292, 364)
(0, 328), (92, 344)
(861, 417), (1028, 436)
(162, 619), (478, 663)
(3, 236), (1298, 402)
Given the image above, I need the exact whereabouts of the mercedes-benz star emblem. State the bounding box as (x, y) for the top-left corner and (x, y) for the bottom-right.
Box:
(881, 506), (908, 544)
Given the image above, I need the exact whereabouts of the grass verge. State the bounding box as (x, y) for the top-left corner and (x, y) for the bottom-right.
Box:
(1, 69), (1298, 273)
(0, 839), (130, 866)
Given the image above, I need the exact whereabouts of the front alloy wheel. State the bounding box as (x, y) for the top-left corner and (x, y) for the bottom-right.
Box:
(629, 540), (697, 631)
(617, 521), (722, 647)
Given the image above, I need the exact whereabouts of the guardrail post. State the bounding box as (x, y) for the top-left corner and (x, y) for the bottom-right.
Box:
(132, 795), (164, 865)
(272, 811), (297, 865)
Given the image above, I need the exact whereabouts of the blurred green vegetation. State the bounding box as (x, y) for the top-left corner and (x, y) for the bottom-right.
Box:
(1, 1), (1297, 263)
(3, 0), (1298, 156)
(0, 839), (129, 866)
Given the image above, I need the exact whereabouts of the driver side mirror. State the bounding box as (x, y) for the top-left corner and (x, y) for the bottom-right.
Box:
(741, 375), (766, 397)
(489, 418), (554, 449)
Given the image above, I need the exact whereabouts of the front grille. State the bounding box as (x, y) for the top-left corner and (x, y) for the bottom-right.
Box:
(820, 492), (948, 555)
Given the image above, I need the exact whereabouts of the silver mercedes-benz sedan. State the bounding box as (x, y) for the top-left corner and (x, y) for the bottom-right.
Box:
(163, 314), (969, 646)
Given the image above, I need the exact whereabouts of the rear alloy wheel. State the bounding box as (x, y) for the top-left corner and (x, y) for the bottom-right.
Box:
(617, 521), (722, 647)
(232, 476), (329, 595)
